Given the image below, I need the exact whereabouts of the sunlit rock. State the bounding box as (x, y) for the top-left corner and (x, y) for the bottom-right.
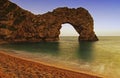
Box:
(0, 0), (98, 43)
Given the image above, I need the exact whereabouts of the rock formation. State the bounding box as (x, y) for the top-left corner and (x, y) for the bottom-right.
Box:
(0, 0), (98, 43)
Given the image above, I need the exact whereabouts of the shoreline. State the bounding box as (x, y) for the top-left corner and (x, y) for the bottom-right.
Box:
(0, 51), (104, 78)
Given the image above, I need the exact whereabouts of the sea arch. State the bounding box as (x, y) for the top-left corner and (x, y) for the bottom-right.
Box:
(0, 0), (98, 42)
(43, 7), (98, 41)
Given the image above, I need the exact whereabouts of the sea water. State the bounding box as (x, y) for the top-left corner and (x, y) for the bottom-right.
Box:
(0, 36), (120, 78)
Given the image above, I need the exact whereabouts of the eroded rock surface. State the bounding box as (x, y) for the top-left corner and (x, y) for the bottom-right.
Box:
(0, 0), (98, 43)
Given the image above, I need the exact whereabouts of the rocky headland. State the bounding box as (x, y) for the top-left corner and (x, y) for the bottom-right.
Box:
(0, 0), (98, 43)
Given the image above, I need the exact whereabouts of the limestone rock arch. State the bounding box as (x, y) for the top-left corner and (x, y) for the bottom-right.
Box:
(0, 0), (98, 43)
(40, 7), (98, 41)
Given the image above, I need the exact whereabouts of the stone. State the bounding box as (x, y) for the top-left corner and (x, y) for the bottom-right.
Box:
(0, 0), (98, 43)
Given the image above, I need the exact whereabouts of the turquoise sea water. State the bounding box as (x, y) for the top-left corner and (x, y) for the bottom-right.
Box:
(0, 36), (120, 78)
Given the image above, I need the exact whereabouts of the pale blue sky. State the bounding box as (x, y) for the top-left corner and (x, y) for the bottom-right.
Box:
(11, 0), (120, 36)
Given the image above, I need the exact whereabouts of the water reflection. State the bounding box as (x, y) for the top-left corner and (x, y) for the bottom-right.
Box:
(0, 39), (95, 62)
(1, 42), (60, 56)
(76, 42), (95, 62)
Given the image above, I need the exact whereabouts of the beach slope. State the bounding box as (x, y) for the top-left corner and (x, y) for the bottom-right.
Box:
(0, 51), (102, 78)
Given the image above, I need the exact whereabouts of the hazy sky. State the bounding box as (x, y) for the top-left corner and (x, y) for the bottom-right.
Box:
(11, 0), (120, 36)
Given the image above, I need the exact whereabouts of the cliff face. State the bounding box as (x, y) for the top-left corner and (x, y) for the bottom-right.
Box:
(0, 0), (98, 43)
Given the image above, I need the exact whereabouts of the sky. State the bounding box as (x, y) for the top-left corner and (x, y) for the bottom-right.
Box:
(11, 0), (120, 36)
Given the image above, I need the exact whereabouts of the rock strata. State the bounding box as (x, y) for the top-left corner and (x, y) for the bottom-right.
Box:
(0, 0), (98, 43)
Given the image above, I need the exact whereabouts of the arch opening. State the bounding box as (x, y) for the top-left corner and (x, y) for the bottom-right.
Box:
(60, 23), (79, 37)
